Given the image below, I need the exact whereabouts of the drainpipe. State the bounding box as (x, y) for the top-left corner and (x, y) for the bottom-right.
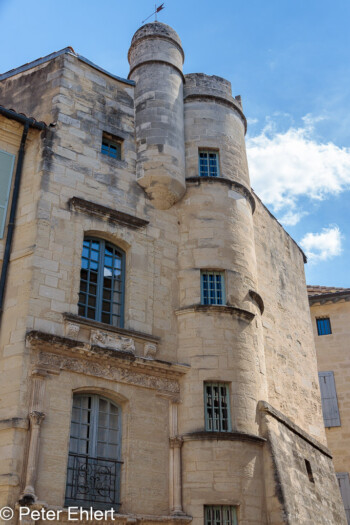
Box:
(0, 108), (46, 326)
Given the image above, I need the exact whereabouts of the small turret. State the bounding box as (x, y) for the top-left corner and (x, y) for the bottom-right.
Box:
(128, 22), (186, 210)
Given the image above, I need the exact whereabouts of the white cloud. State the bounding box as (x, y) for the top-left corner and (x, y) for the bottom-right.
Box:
(246, 115), (350, 225)
(300, 226), (343, 263)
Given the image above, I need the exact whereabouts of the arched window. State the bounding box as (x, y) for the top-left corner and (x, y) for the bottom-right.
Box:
(78, 238), (125, 327)
(65, 394), (122, 510)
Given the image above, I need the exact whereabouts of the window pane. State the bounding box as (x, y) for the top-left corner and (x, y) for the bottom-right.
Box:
(205, 383), (230, 432)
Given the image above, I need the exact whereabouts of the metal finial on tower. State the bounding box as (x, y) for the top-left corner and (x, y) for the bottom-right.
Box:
(142, 3), (165, 24)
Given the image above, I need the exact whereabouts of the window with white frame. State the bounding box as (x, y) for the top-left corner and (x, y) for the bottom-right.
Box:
(201, 271), (225, 305)
(204, 382), (231, 432)
(65, 394), (122, 511)
(78, 238), (125, 327)
(199, 150), (219, 177)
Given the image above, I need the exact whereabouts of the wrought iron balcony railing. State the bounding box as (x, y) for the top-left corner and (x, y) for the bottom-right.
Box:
(65, 453), (122, 511)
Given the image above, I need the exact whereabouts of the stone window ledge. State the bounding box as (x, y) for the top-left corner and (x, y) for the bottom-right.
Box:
(175, 304), (254, 322)
(63, 313), (159, 344)
(182, 430), (266, 445)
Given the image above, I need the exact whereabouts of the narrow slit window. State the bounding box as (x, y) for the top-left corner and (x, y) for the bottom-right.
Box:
(305, 459), (314, 483)
(201, 271), (225, 305)
(199, 151), (219, 177)
(101, 133), (123, 160)
(204, 383), (231, 432)
(316, 317), (331, 336)
(205, 506), (238, 525)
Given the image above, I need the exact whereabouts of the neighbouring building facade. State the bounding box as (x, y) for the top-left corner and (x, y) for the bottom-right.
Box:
(308, 286), (350, 523)
(0, 21), (346, 525)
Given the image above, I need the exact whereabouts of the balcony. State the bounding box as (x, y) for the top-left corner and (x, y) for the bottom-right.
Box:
(65, 453), (122, 511)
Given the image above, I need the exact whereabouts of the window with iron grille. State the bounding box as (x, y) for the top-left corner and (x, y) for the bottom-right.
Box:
(316, 317), (332, 336)
(199, 150), (219, 177)
(78, 238), (125, 327)
(201, 271), (225, 305)
(101, 133), (123, 160)
(205, 506), (238, 525)
(65, 394), (122, 511)
(204, 383), (231, 432)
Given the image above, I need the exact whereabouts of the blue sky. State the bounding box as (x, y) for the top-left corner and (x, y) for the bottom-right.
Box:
(1, 0), (350, 286)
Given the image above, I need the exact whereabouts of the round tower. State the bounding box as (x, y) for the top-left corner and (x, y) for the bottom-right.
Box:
(128, 22), (186, 210)
(176, 74), (268, 520)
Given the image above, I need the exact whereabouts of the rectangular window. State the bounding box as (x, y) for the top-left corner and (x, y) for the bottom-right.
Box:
(205, 506), (238, 525)
(336, 473), (350, 524)
(101, 132), (123, 160)
(201, 271), (225, 305)
(199, 150), (219, 177)
(0, 149), (15, 238)
(316, 317), (332, 335)
(318, 371), (341, 427)
(204, 383), (231, 432)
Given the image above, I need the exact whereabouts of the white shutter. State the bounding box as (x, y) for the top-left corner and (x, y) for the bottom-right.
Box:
(337, 473), (350, 524)
(0, 149), (15, 238)
(318, 371), (341, 427)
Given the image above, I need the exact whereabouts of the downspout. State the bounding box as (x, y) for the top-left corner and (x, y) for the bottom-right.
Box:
(0, 123), (29, 326)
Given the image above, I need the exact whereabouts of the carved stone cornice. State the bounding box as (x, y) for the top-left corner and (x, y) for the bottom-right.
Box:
(68, 197), (149, 229)
(185, 177), (255, 213)
(182, 430), (266, 445)
(249, 290), (264, 315)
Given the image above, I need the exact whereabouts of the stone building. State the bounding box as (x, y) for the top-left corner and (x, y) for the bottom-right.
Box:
(0, 21), (346, 525)
(308, 286), (350, 523)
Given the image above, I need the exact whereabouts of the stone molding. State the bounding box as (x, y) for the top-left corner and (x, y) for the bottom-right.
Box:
(68, 197), (149, 229)
(259, 401), (332, 458)
(184, 94), (247, 133)
(249, 290), (265, 315)
(129, 60), (185, 82)
(185, 176), (255, 213)
(63, 313), (160, 344)
(308, 290), (350, 305)
(175, 304), (255, 322)
(169, 436), (183, 448)
(182, 430), (266, 445)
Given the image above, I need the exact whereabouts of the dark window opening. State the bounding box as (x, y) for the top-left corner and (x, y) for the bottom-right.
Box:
(101, 133), (123, 160)
(305, 459), (314, 483)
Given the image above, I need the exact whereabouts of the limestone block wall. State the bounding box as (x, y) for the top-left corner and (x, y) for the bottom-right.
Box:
(253, 195), (326, 442)
(310, 300), (350, 476)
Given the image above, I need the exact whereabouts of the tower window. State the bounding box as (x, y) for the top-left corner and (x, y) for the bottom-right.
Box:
(199, 150), (219, 177)
(78, 238), (125, 327)
(305, 459), (314, 483)
(204, 383), (231, 432)
(201, 271), (225, 305)
(205, 506), (238, 525)
(316, 317), (331, 336)
(101, 132), (123, 160)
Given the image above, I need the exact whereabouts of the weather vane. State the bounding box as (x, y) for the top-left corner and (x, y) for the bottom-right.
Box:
(142, 3), (165, 24)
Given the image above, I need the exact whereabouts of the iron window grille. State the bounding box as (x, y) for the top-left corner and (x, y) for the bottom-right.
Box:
(316, 317), (332, 336)
(205, 506), (238, 525)
(65, 394), (122, 511)
(201, 271), (225, 305)
(78, 238), (125, 327)
(101, 133), (123, 160)
(204, 383), (231, 432)
(199, 151), (219, 177)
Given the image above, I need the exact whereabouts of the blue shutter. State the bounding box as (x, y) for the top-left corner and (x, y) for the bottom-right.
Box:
(0, 150), (15, 238)
(318, 371), (341, 427)
(336, 473), (350, 524)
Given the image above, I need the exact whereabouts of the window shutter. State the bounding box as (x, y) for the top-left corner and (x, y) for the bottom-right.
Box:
(0, 149), (15, 238)
(318, 371), (341, 427)
(336, 473), (350, 523)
